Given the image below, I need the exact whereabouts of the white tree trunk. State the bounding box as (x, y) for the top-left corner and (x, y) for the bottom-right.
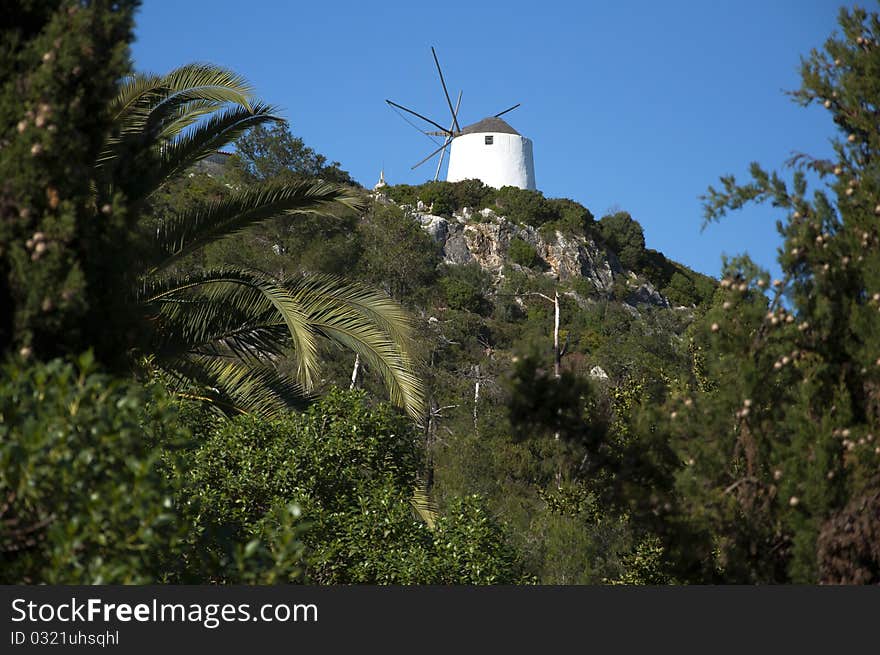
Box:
(553, 290), (560, 379)
(349, 353), (361, 390)
(473, 364), (481, 431)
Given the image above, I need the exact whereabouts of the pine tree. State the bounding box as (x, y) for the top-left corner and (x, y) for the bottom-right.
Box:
(0, 1), (140, 364)
(627, 7), (880, 583)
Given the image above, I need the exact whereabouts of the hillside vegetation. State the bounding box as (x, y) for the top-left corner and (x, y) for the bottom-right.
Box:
(2, 3), (879, 585)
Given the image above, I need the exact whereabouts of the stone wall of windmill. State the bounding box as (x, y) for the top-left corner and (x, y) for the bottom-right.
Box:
(445, 117), (536, 191)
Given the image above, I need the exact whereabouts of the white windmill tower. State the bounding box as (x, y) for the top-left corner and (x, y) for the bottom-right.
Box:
(386, 48), (536, 191)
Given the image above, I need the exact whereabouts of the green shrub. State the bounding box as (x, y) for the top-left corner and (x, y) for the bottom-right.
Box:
(356, 202), (441, 301)
(178, 388), (530, 584)
(662, 271), (698, 307)
(384, 182), (596, 237)
(0, 353), (188, 583)
(546, 198), (595, 235)
(641, 249), (716, 307)
(493, 186), (557, 227)
(508, 237), (541, 268)
(599, 211), (646, 271)
(0, 354), (308, 584)
(385, 180), (494, 217)
(439, 263), (492, 314)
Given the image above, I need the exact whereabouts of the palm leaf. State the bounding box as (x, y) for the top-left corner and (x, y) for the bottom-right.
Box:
(108, 72), (164, 127)
(158, 354), (311, 419)
(152, 181), (364, 272)
(141, 268), (322, 390)
(290, 273), (419, 356)
(154, 98), (224, 143)
(98, 64), (266, 200)
(110, 63), (254, 127)
(129, 102), (281, 203)
(151, 296), (287, 364)
(410, 482), (439, 529)
(285, 274), (426, 418)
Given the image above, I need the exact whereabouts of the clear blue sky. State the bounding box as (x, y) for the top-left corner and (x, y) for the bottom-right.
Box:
(131, 1), (857, 280)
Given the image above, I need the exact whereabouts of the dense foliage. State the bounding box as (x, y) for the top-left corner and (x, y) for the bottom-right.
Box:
(2, 2), (877, 586)
(385, 179), (596, 232)
(0, 355), (307, 584)
(0, 0), (139, 363)
(178, 389), (529, 583)
(224, 122), (355, 186)
(599, 211), (645, 270)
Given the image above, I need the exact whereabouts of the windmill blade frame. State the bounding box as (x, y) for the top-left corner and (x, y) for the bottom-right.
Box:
(494, 103), (521, 118)
(385, 99), (451, 135)
(411, 138), (453, 170)
(431, 46), (461, 133)
(435, 90), (462, 181)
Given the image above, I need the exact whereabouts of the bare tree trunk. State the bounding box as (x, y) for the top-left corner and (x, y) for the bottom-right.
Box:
(553, 290), (560, 380)
(349, 353), (360, 390)
(552, 291), (561, 450)
(473, 364), (481, 433)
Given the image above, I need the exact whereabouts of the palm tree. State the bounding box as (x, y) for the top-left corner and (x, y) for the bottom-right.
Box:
(98, 63), (424, 419)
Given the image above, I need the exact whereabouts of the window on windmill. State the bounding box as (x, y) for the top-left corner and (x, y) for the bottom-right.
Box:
(485, 135), (494, 145)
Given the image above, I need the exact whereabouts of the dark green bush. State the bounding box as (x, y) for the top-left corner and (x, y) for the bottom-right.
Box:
(439, 263), (492, 314)
(356, 202), (441, 301)
(0, 354), (308, 584)
(508, 237), (541, 268)
(384, 182), (596, 239)
(548, 197), (595, 234)
(641, 249), (716, 307)
(385, 180), (494, 217)
(662, 271), (699, 307)
(178, 388), (530, 584)
(599, 211), (646, 270)
(0, 353), (187, 583)
(493, 186), (557, 227)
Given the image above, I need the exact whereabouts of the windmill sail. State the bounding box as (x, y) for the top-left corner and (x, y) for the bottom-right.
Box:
(434, 91), (462, 180)
(385, 99), (451, 135)
(494, 103), (521, 118)
(432, 47), (461, 134)
(387, 47), (530, 187)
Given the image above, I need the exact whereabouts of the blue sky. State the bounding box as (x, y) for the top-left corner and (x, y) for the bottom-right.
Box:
(131, 1), (856, 279)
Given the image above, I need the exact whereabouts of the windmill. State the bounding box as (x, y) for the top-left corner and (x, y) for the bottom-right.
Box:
(386, 48), (535, 190)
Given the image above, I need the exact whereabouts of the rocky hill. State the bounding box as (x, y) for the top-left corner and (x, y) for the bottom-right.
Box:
(408, 202), (672, 307)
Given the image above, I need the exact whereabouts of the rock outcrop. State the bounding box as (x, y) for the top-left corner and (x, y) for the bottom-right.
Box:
(405, 205), (668, 306)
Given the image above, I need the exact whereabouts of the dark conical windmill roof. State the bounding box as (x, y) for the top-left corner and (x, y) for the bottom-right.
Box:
(459, 116), (520, 135)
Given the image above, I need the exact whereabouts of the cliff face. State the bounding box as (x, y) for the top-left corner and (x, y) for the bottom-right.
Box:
(404, 203), (670, 307)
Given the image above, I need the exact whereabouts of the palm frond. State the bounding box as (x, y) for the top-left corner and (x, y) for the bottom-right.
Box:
(158, 354), (311, 419)
(152, 181), (364, 272)
(152, 63), (255, 110)
(410, 482), (439, 529)
(109, 72), (164, 123)
(110, 63), (254, 125)
(285, 274), (426, 418)
(151, 297), (287, 364)
(98, 64), (263, 196)
(132, 102), (281, 202)
(154, 98), (223, 143)
(289, 273), (418, 355)
(144, 87), (257, 144)
(141, 268), (322, 390)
